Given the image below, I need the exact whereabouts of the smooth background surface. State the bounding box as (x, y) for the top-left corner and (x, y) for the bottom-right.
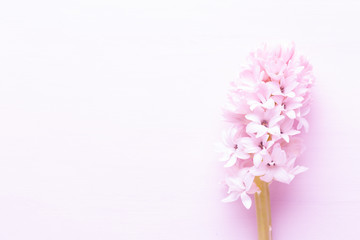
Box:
(1, 0), (360, 239)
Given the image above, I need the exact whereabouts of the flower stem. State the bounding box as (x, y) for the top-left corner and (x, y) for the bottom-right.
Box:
(254, 177), (272, 240)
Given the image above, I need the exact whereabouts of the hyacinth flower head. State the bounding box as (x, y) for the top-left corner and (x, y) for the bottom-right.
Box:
(219, 43), (314, 240)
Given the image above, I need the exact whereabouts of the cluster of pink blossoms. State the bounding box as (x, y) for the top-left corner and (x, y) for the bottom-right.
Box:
(219, 43), (314, 209)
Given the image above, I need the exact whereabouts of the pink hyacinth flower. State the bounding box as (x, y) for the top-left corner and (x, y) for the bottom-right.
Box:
(219, 42), (314, 210)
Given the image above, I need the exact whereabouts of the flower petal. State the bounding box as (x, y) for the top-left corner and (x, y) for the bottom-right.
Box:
(222, 192), (241, 203)
(241, 192), (252, 209)
(246, 123), (267, 137)
(241, 138), (260, 153)
(235, 150), (250, 160)
(273, 168), (294, 184)
(253, 153), (262, 167)
(297, 118), (309, 132)
(291, 165), (308, 175)
(263, 98), (275, 109)
(250, 166), (267, 176)
(248, 101), (260, 111)
(272, 145), (287, 165)
(245, 113), (261, 123)
(282, 134), (290, 143)
(256, 126), (268, 138)
(286, 81), (299, 92)
(224, 154), (237, 168)
(260, 172), (273, 183)
(269, 115), (285, 127)
(268, 126), (280, 135)
(287, 130), (300, 136)
(280, 118), (294, 132)
(286, 102), (302, 110)
(244, 174), (255, 191)
(286, 110), (296, 119)
(219, 151), (232, 162)
(286, 91), (296, 98)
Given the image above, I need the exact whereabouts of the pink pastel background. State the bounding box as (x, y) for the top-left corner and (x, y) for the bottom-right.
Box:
(0, 0), (360, 239)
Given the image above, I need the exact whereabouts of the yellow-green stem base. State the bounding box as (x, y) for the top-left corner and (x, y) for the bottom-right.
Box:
(254, 177), (272, 240)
